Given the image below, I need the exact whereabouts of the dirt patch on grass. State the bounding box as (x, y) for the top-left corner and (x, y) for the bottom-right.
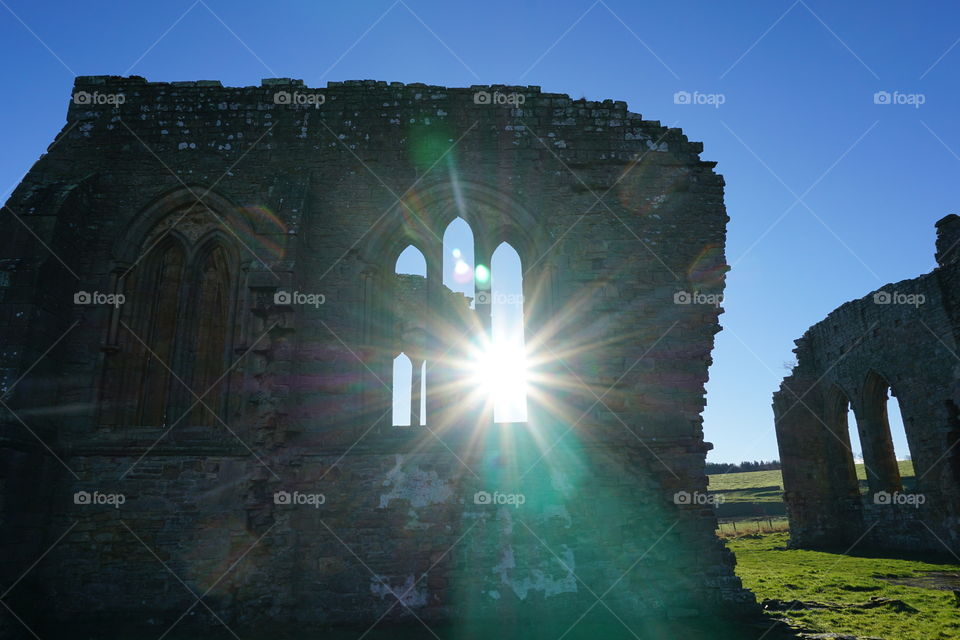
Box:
(763, 597), (920, 614)
(876, 570), (960, 592)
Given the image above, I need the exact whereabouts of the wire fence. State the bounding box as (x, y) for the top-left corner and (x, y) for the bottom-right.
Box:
(716, 516), (789, 538)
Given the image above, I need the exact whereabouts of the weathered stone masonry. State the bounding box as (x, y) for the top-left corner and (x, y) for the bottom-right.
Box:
(0, 75), (753, 636)
(774, 216), (960, 553)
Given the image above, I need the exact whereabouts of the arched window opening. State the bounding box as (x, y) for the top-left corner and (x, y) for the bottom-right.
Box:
(396, 245), (427, 277)
(392, 353), (413, 427)
(886, 392), (910, 463)
(443, 217), (476, 304)
(384, 220), (533, 428)
(100, 207), (238, 430)
(418, 361), (426, 425)
(858, 372), (907, 494)
(827, 387), (863, 496)
(393, 245), (428, 426)
(886, 388), (914, 490)
(488, 243), (527, 423)
(847, 399), (869, 494)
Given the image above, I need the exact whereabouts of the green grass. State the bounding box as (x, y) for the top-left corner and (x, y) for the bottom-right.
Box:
(728, 531), (960, 640)
(708, 468), (785, 493)
(708, 460), (916, 502)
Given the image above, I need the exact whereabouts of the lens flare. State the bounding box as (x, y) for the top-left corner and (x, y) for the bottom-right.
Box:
(453, 260), (473, 284)
(475, 264), (490, 284)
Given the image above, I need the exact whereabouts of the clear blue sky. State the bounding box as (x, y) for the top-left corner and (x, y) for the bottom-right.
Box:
(3, 0), (957, 462)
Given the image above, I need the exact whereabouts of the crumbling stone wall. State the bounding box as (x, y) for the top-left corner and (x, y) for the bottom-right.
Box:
(774, 215), (960, 554)
(0, 75), (752, 637)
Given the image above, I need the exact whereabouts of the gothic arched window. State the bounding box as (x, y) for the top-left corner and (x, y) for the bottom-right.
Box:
(100, 209), (239, 429)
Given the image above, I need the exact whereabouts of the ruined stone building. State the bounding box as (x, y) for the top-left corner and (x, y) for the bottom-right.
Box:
(775, 216), (960, 553)
(0, 76), (757, 637)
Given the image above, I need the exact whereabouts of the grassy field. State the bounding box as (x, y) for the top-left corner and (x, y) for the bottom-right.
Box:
(708, 460), (915, 493)
(729, 531), (960, 640)
(707, 461), (916, 519)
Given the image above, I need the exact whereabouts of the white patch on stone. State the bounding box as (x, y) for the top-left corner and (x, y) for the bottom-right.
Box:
(494, 545), (577, 601)
(379, 454), (453, 509)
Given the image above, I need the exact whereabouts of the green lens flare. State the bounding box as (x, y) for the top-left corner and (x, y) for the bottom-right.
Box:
(475, 264), (490, 284)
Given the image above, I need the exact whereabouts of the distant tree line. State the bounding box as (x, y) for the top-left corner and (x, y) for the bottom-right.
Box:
(704, 460), (781, 474)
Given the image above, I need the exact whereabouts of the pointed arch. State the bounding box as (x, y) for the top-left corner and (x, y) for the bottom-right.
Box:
(358, 180), (553, 430)
(392, 353), (413, 426)
(857, 371), (906, 493)
(396, 245), (427, 276)
(490, 242), (527, 423)
(443, 217), (476, 301)
(99, 188), (244, 429)
(825, 385), (862, 496)
(392, 246), (430, 427)
(110, 185), (248, 265)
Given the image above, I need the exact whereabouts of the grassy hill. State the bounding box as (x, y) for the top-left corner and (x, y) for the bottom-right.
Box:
(707, 461), (916, 519)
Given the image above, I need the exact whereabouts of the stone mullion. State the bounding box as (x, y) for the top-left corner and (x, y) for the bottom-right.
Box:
(424, 242), (442, 426)
(474, 231), (494, 427)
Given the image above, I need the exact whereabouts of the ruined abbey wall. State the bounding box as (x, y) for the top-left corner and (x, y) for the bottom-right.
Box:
(774, 216), (960, 553)
(0, 76), (752, 637)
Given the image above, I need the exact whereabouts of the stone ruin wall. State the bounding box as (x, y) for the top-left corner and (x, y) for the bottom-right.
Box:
(774, 215), (960, 553)
(0, 75), (753, 635)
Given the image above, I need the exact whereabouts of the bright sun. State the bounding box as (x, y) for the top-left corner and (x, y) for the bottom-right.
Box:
(472, 340), (528, 423)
